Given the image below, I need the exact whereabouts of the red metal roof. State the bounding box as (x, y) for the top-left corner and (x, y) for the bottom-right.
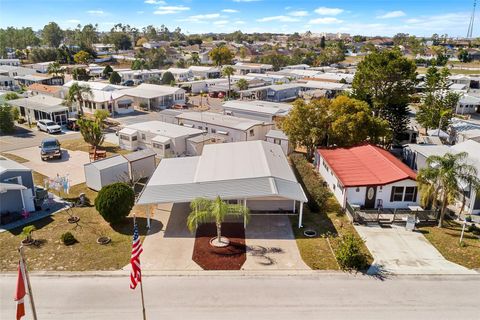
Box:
(318, 144), (417, 187)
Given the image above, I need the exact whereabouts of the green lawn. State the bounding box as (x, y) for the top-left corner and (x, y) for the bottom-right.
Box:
(0, 169), (146, 271)
(289, 155), (373, 270)
(60, 138), (130, 157)
(0, 153), (29, 163)
(419, 220), (480, 270)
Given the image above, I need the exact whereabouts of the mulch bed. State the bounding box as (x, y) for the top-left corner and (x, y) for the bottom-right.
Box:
(192, 223), (246, 270)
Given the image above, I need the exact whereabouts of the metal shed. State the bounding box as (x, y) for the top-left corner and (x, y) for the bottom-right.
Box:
(123, 149), (157, 181)
(84, 155), (129, 191)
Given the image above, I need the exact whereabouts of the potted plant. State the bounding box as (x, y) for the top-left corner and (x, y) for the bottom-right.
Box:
(465, 215), (472, 222)
(21, 225), (36, 246)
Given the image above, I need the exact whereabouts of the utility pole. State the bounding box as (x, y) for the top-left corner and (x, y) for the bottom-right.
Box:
(467, 0), (477, 38)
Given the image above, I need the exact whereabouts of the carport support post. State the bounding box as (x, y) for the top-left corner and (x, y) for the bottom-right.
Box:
(146, 205), (151, 229)
(293, 200), (296, 213)
(243, 198), (247, 229)
(298, 202), (304, 228)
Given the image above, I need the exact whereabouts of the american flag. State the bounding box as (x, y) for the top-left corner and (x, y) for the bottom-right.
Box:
(130, 221), (143, 290)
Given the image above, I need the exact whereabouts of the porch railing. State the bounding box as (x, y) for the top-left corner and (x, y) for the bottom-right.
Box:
(347, 204), (438, 225)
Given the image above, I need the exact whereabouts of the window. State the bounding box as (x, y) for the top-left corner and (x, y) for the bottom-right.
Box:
(141, 134), (146, 140)
(152, 142), (161, 149)
(3, 176), (22, 185)
(356, 187), (360, 192)
(390, 186), (405, 202)
(403, 187), (417, 202)
(119, 134), (130, 141)
(211, 128), (216, 133)
(164, 144), (171, 150)
(273, 138), (281, 145)
(249, 129), (254, 137)
(131, 135), (138, 141)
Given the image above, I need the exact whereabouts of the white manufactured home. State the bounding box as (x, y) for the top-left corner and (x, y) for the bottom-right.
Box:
(175, 112), (273, 143)
(118, 121), (204, 157)
(316, 144), (419, 210)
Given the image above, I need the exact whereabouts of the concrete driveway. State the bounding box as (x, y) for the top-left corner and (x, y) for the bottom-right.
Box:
(138, 203), (201, 271)
(137, 204), (308, 271)
(355, 224), (477, 275)
(244, 215), (309, 270)
(9, 146), (90, 186)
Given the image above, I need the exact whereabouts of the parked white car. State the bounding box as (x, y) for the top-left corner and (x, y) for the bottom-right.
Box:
(37, 120), (62, 134)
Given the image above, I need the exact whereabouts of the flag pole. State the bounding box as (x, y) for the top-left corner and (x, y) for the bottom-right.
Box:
(140, 278), (146, 320)
(133, 213), (146, 320)
(18, 246), (38, 320)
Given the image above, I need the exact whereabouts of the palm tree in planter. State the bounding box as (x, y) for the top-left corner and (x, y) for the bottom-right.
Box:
(222, 66), (235, 100)
(187, 197), (250, 247)
(21, 225), (36, 245)
(64, 82), (92, 116)
(418, 152), (479, 227)
(236, 78), (249, 91)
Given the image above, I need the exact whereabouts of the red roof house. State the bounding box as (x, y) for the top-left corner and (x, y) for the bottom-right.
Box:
(316, 144), (419, 209)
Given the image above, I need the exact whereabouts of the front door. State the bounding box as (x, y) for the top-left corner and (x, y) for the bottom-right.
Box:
(364, 186), (377, 209)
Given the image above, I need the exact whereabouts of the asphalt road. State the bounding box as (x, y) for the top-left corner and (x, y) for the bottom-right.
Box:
(0, 126), (81, 153)
(1, 273), (478, 319)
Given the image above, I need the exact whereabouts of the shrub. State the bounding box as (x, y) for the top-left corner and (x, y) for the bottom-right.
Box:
(95, 183), (135, 224)
(290, 153), (330, 212)
(0, 104), (15, 134)
(21, 225), (36, 242)
(61, 232), (76, 245)
(468, 224), (480, 235)
(335, 234), (368, 270)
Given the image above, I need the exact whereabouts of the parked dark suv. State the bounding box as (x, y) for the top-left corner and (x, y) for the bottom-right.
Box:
(40, 138), (62, 161)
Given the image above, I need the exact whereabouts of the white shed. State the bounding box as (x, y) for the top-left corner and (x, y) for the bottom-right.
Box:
(266, 129), (292, 155)
(84, 155), (129, 191)
(123, 149), (157, 181)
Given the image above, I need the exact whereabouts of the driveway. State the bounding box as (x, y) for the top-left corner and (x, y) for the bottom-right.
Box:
(355, 224), (477, 275)
(9, 146), (90, 186)
(243, 215), (309, 270)
(138, 203), (202, 271)
(137, 204), (308, 271)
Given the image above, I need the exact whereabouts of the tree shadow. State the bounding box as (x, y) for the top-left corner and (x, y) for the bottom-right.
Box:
(110, 217), (163, 236)
(364, 263), (392, 281)
(7, 216), (55, 236)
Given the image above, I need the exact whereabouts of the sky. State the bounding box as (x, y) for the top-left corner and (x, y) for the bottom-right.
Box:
(0, 0), (478, 37)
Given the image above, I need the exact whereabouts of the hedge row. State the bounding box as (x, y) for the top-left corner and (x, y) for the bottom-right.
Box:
(290, 153), (331, 213)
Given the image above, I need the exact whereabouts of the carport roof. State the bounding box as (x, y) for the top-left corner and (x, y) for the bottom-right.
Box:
(8, 95), (68, 113)
(137, 140), (307, 204)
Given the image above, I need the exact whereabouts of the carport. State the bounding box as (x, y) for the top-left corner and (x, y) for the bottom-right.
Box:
(137, 141), (308, 229)
(9, 95), (69, 126)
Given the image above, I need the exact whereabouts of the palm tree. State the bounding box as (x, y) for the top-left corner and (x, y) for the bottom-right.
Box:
(222, 66), (235, 100)
(418, 152), (479, 227)
(187, 196), (250, 247)
(236, 78), (249, 91)
(65, 82), (92, 116)
(188, 52), (201, 66)
(47, 61), (65, 80)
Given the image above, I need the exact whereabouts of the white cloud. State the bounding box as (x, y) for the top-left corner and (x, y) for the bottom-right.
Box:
(87, 10), (105, 16)
(289, 11), (309, 17)
(65, 19), (80, 24)
(179, 13), (223, 22)
(144, 0), (165, 4)
(314, 7), (344, 16)
(214, 20), (229, 25)
(137, 11), (145, 14)
(154, 5), (190, 15)
(257, 15), (300, 22)
(234, 20), (246, 25)
(222, 9), (239, 13)
(377, 10), (406, 19)
(309, 17), (343, 24)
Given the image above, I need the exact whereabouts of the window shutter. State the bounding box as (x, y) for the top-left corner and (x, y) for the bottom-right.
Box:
(390, 187), (395, 202)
